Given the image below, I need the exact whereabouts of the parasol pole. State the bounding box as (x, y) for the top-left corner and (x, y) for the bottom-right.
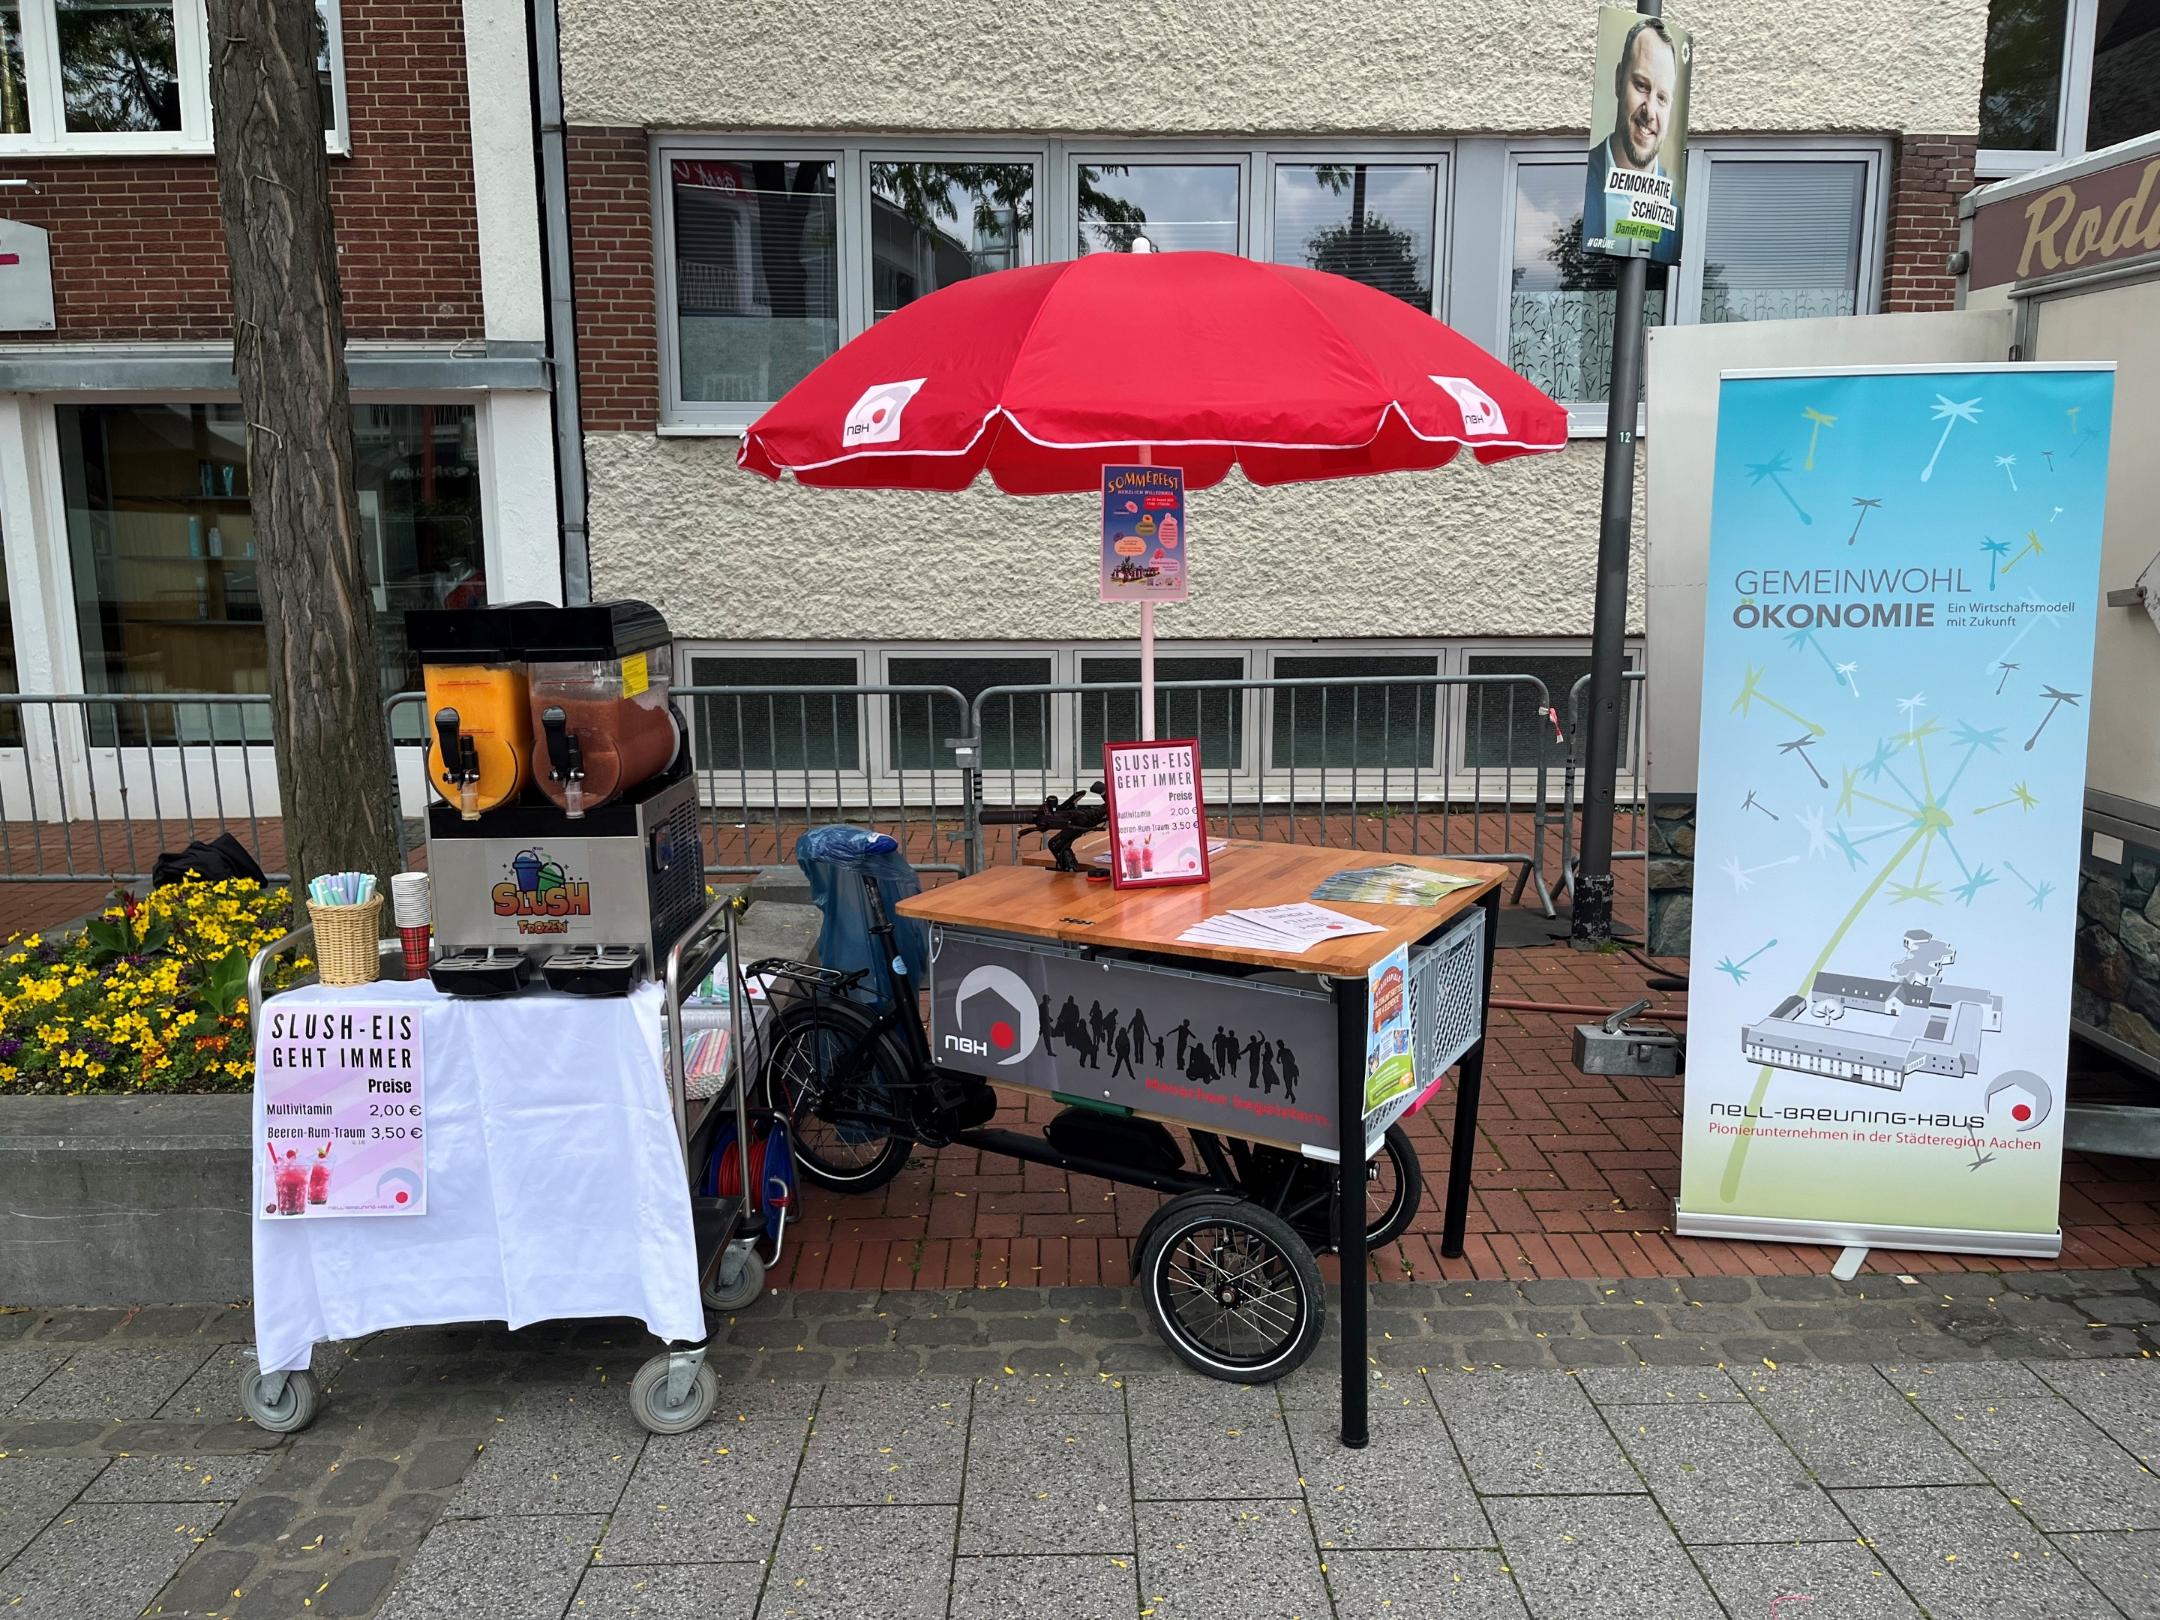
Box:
(1133, 235), (1157, 742)
(1138, 444), (1155, 741)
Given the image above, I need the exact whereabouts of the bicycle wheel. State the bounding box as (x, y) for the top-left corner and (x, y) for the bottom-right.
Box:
(1255, 1123), (1424, 1254)
(758, 1000), (915, 1194)
(1139, 1193), (1324, 1383)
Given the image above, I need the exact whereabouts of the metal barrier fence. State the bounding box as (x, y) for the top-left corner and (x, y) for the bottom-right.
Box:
(0, 692), (285, 884)
(15, 675), (1577, 915)
(385, 685), (978, 882)
(1547, 668), (1650, 934)
(968, 673), (1560, 911)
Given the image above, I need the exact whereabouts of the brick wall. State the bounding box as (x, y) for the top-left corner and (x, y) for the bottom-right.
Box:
(1881, 133), (1977, 314)
(0, 0), (483, 345)
(565, 127), (655, 433)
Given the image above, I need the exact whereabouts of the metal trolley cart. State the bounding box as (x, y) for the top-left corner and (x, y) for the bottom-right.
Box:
(753, 839), (1498, 1441)
(238, 915), (768, 1437)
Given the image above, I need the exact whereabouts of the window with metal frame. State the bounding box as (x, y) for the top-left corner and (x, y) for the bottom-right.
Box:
(1268, 161), (1440, 309)
(1077, 653), (1247, 772)
(1505, 155), (1670, 409)
(0, 0), (347, 153)
(1979, 0), (2160, 176)
(886, 652), (1055, 772)
(1266, 652), (1440, 772)
(1690, 156), (1873, 326)
(657, 139), (1455, 427)
(1460, 648), (1637, 773)
(684, 652), (864, 774)
(1075, 161), (1240, 254)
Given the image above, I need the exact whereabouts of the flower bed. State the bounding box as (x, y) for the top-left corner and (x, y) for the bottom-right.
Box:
(0, 879), (311, 1095)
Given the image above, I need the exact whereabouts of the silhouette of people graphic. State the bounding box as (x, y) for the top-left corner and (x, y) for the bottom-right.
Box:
(1088, 1000), (1112, 1052)
(1276, 1040), (1300, 1104)
(1259, 1041), (1280, 1095)
(1111, 1025), (1136, 1080)
(1212, 1025), (1232, 1074)
(1185, 1043), (1218, 1085)
(1152, 1036), (1165, 1064)
(1169, 1017), (1196, 1069)
(1125, 1006), (1153, 1066)
(1242, 1033), (1266, 1088)
(1055, 995), (1084, 1054)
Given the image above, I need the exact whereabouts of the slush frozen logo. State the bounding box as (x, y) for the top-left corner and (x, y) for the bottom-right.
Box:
(1984, 1069), (2053, 1132)
(951, 962), (1038, 1067)
(842, 378), (926, 446)
(1428, 375), (1509, 437)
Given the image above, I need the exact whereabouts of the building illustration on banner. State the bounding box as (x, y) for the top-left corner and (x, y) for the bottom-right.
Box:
(1678, 364), (2115, 1254)
(1739, 929), (2004, 1091)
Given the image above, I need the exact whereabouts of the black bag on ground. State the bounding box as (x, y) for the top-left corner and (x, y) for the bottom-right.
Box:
(152, 832), (267, 889)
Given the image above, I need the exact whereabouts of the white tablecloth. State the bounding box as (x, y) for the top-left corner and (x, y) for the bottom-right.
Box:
(252, 978), (704, 1373)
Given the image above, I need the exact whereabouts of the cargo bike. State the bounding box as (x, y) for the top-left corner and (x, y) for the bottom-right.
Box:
(739, 845), (1490, 1383)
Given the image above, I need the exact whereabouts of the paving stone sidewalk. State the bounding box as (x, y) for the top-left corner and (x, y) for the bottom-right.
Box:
(11, 1268), (2160, 1618)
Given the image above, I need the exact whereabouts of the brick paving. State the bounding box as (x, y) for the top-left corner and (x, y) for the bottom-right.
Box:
(11, 1277), (2160, 1618)
(766, 939), (2160, 1292)
(8, 811), (2157, 1290)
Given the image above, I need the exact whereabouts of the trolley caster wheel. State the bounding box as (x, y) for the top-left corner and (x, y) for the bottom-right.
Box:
(630, 1353), (720, 1435)
(240, 1368), (322, 1434)
(1139, 1192), (1325, 1384)
(702, 1246), (767, 1313)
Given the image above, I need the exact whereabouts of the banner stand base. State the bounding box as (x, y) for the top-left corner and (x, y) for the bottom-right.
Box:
(1675, 1207), (2062, 1261)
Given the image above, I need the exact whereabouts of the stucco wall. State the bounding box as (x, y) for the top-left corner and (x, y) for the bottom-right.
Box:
(562, 0), (1986, 139)
(586, 432), (1644, 641)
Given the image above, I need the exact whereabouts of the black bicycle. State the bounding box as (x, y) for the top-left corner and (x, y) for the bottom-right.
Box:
(751, 872), (1425, 1382)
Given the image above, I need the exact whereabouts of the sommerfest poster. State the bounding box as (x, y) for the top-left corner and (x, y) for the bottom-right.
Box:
(1678, 365), (2114, 1255)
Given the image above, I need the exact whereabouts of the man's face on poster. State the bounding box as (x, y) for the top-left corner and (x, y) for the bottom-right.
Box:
(1614, 26), (1676, 171)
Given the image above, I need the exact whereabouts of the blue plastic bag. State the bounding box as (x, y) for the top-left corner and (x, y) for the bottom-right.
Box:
(795, 825), (931, 1003)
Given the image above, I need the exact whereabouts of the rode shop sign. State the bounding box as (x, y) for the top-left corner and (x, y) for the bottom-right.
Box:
(1677, 364), (2114, 1258)
(1101, 464), (1187, 603)
(256, 1004), (426, 1218)
(1103, 738), (1210, 889)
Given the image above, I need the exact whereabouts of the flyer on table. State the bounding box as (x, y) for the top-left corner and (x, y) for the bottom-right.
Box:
(1103, 738), (1209, 888)
(1677, 364), (2114, 1254)
(256, 1002), (427, 1217)
(1100, 464), (1187, 603)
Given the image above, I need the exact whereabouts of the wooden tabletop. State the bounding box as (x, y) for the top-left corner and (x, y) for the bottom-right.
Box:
(900, 840), (1499, 976)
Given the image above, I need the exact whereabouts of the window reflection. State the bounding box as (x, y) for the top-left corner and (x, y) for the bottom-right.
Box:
(1271, 163), (1437, 309)
(1076, 164), (1239, 254)
(57, 0), (180, 134)
(869, 162), (1032, 320)
(1508, 162), (1666, 405)
(672, 158), (840, 405)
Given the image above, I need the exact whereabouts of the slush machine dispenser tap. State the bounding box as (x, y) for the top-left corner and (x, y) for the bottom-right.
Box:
(541, 705), (586, 819)
(433, 707), (482, 821)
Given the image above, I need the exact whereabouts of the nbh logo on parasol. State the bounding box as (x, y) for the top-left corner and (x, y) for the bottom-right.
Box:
(842, 378), (927, 446)
(1428, 375), (1510, 438)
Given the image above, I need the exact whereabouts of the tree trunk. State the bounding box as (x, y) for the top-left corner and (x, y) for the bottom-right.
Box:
(205, 0), (401, 904)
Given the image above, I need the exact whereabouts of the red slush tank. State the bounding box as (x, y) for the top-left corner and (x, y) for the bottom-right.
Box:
(523, 602), (684, 818)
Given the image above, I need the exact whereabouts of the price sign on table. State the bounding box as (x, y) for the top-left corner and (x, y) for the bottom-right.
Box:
(1102, 738), (1211, 889)
(257, 1004), (427, 1218)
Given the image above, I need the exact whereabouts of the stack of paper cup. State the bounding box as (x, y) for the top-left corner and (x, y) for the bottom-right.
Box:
(390, 872), (433, 979)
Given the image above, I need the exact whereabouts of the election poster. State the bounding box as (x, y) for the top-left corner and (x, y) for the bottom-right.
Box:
(1584, 6), (1693, 265)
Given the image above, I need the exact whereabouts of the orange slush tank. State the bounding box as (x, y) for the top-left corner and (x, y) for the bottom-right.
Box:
(404, 606), (538, 819)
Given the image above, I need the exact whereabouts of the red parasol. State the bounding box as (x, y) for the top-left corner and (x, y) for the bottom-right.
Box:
(738, 251), (1567, 492)
(739, 250), (1567, 734)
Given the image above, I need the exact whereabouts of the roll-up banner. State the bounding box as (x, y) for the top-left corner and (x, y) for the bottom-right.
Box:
(1677, 364), (2115, 1256)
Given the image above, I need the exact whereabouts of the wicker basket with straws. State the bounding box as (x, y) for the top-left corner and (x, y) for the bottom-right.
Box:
(307, 871), (382, 987)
